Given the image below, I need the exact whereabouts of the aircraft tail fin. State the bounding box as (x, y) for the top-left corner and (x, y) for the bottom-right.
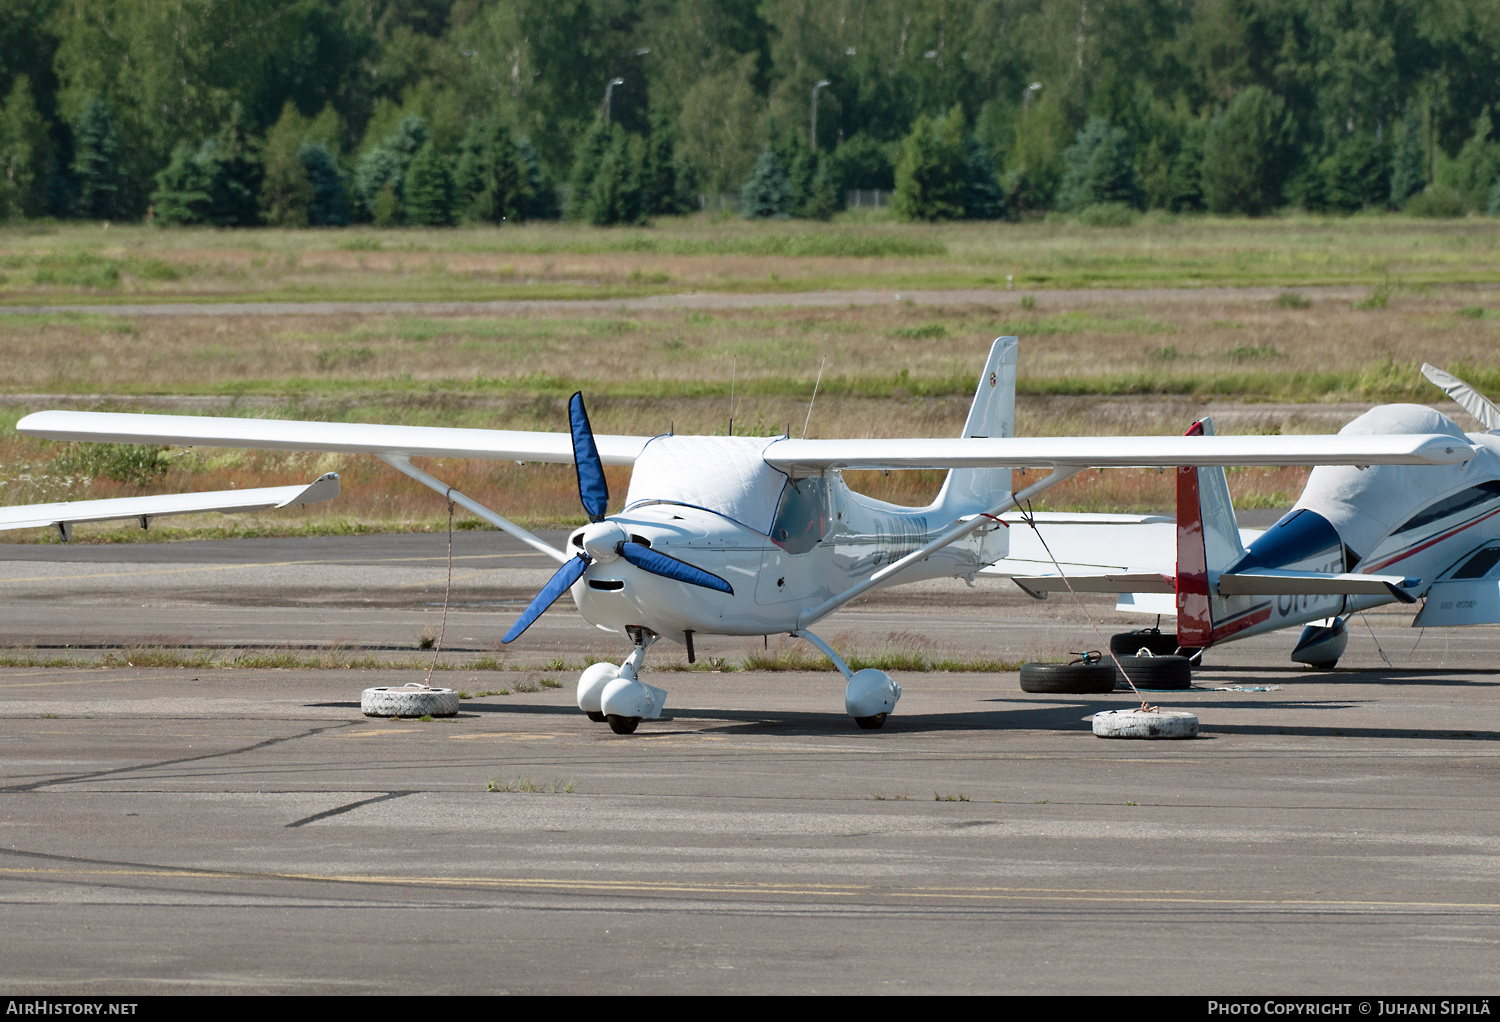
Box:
(1176, 418), (1246, 646)
(935, 336), (1016, 515)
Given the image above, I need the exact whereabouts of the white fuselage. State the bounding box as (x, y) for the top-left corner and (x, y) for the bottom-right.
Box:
(569, 472), (1005, 642)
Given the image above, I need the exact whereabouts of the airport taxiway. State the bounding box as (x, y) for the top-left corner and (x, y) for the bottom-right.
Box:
(1, 533), (1498, 994)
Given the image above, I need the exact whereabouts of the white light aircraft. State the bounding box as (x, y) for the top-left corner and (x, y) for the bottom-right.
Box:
(986, 362), (1500, 670)
(16, 340), (1476, 733)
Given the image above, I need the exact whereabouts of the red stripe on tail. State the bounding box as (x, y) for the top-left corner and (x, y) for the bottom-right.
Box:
(1176, 420), (1213, 647)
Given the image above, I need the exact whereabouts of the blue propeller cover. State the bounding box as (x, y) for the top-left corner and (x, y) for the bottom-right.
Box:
(620, 541), (733, 594)
(569, 392), (609, 523)
(502, 554), (590, 644)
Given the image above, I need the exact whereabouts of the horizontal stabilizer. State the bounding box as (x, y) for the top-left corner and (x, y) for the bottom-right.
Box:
(0, 473), (340, 537)
(1011, 573), (1174, 599)
(1413, 580), (1500, 626)
(1216, 569), (1418, 604)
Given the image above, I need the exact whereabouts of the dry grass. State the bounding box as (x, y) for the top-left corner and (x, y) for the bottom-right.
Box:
(742, 632), (1026, 672)
(0, 290), (1496, 405)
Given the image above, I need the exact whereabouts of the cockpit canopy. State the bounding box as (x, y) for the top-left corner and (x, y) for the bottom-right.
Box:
(623, 435), (789, 535)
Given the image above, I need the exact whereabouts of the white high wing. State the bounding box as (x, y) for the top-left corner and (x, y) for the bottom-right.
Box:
(17, 339), (1475, 732)
(0, 474), (340, 541)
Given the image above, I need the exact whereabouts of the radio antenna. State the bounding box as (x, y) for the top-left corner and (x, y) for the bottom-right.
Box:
(802, 356), (827, 438)
(728, 357), (736, 436)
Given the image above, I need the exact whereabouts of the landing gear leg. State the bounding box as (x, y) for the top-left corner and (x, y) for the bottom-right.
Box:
(794, 629), (902, 730)
(597, 628), (666, 734)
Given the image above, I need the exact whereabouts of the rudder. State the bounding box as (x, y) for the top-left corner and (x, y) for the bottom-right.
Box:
(936, 336), (1016, 515)
(1176, 417), (1246, 646)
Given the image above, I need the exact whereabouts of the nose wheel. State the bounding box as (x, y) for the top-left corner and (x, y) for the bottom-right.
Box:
(579, 629), (663, 734)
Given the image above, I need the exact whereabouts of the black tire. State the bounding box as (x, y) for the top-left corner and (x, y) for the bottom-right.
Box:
(1109, 629), (1180, 657)
(586, 711), (607, 722)
(1019, 662), (1118, 694)
(854, 714), (887, 730)
(1113, 654), (1191, 690)
(606, 714), (639, 734)
(1307, 660), (1339, 670)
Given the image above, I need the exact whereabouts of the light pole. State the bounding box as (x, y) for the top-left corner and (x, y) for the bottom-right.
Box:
(603, 77), (624, 122)
(811, 79), (831, 150)
(1023, 81), (1042, 116)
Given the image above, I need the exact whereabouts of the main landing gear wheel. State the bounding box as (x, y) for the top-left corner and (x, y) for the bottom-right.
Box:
(586, 711), (607, 722)
(1019, 662), (1117, 694)
(606, 714), (640, 735)
(854, 713), (888, 730)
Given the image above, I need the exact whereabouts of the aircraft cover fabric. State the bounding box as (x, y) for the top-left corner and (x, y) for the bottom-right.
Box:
(623, 435), (788, 535)
(1294, 404), (1492, 557)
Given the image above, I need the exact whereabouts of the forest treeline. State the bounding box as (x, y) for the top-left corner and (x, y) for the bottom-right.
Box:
(4, 0), (1500, 227)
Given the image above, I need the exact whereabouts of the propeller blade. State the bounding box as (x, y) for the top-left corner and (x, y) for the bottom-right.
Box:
(1422, 363), (1500, 431)
(569, 392), (609, 522)
(620, 541), (733, 594)
(502, 554), (590, 644)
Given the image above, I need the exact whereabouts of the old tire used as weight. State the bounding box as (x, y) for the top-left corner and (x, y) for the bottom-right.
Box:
(361, 686), (460, 718)
(1112, 654), (1191, 690)
(1109, 629), (1182, 657)
(1019, 662), (1118, 694)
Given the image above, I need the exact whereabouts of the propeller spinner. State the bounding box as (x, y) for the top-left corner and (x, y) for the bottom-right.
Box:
(501, 393), (732, 644)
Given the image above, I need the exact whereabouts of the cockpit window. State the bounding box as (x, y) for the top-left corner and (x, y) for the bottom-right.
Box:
(770, 477), (829, 554)
(1394, 482), (1500, 535)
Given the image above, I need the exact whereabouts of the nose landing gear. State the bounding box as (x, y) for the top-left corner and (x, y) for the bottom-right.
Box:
(576, 628), (665, 733)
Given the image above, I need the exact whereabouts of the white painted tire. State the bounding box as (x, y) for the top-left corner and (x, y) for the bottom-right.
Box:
(361, 686), (460, 718)
(1092, 708), (1198, 739)
(577, 662), (620, 713)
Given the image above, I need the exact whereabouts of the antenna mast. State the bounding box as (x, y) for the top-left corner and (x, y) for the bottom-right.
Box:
(802, 356), (827, 438)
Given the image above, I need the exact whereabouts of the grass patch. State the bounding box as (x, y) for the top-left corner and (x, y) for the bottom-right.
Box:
(743, 634), (1027, 673)
(890, 322), (949, 339)
(487, 777), (576, 793)
(1274, 291), (1311, 309)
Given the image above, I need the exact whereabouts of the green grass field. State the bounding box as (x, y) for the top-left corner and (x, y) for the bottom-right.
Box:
(3, 212), (1500, 303)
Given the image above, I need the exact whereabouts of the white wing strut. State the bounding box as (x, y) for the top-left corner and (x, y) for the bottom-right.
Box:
(0, 473), (339, 541)
(378, 455), (568, 564)
(796, 466), (1085, 628)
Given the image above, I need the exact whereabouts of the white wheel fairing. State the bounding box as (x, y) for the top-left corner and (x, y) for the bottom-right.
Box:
(600, 676), (668, 720)
(844, 669), (901, 719)
(577, 662), (620, 713)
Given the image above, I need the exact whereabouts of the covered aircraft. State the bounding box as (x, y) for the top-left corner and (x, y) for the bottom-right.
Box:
(988, 364), (1500, 669)
(16, 340), (1476, 732)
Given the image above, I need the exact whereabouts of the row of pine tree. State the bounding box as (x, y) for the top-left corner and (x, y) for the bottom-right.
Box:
(5, 1), (1500, 226)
